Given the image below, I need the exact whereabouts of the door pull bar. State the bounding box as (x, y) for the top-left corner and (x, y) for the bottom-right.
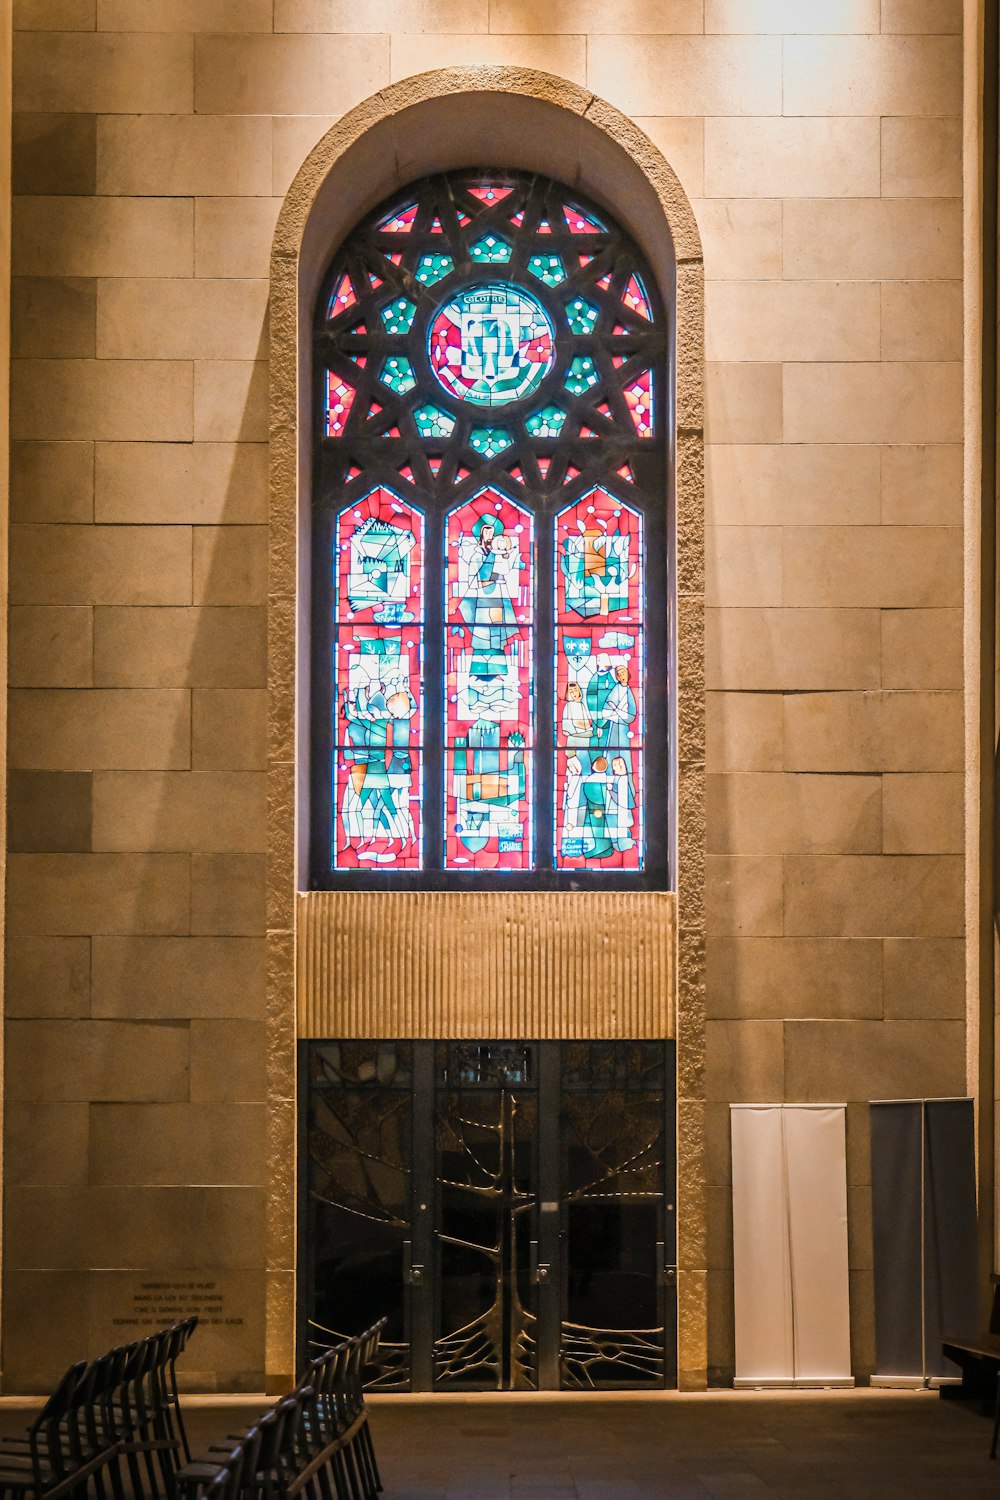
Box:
(403, 1239), (425, 1286)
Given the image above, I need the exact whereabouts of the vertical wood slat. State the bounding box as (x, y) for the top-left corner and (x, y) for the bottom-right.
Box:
(296, 890), (676, 1039)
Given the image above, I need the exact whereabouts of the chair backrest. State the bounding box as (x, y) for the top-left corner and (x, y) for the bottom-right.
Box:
(29, 1359), (87, 1481)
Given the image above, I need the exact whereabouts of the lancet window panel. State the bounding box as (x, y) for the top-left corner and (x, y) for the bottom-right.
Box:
(310, 169), (671, 890)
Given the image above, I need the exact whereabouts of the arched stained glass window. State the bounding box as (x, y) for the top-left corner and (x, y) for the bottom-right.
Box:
(311, 169), (670, 890)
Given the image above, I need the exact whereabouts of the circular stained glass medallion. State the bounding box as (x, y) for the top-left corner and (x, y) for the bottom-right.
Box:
(427, 281), (556, 408)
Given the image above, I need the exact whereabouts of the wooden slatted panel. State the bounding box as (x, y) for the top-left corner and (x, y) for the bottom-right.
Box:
(296, 890), (676, 1038)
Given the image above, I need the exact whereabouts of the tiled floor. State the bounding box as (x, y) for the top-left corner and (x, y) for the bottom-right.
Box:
(193, 1389), (999, 1499)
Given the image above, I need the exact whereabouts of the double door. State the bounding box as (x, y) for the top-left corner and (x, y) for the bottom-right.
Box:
(301, 1039), (676, 1391)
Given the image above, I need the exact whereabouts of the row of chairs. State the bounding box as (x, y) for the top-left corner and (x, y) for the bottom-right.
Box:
(0, 1317), (197, 1500)
(175, 1321), (385, 1500)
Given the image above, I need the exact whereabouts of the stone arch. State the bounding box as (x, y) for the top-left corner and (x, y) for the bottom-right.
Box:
(266, 66), (705, 1391)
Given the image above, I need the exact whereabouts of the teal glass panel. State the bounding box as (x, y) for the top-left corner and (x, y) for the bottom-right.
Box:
(469, 428), (513, 458)
(415, 252), (455, 286)
(469, 235), (512, 264)
(526, 253), (566, 287)
(381, 356), (417, 395)
(525, 405), (566, 438)
(413, 404), (457, 438)
(381, 297), (417, 334)
(564, 356), (599, 395)
(565, 297), (599, 335)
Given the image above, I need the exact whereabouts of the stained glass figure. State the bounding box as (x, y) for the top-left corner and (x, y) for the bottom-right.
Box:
(415, 252), (455, 286)
(380, 356), (417, 395)
(428, 283), (556, 408)
(469, 427), (513, 458)
(333, 487), (424, 869)
(326, 372), (356, 438)
(525, 405), (566, 438)
(566, 296), (599, 335)
(381, 297), (417, 334)
(470, 235), (512, 264)
(446, 490), (534, 870)
(328, 272), (357, 318)
(564, 356), (599, 395)
(413, 403), (456, 438)
(624, 371), (654, 438)
(379, 203), (419, 232)
(526, 253), (566, 287)
(554, 489), (643, 871)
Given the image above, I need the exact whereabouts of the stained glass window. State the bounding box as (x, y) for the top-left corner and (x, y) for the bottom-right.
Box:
(312, 169), (669, 889)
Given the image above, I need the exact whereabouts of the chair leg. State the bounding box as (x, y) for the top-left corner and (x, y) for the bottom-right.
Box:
(991, 1368), (1000, 1460)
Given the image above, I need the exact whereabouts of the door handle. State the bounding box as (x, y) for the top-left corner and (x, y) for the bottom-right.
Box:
(530, 1238), (551, 1286)
(656, 1240), (677, 1287)
(403, 1239), (425, 1286)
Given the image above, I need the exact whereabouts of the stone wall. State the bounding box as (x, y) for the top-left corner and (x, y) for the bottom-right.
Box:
(4, 0), (965, 1390)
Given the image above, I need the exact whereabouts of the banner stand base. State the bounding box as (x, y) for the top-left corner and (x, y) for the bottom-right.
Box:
(733, 1377), (856, 1390)
(871, 1375), (961, 1389)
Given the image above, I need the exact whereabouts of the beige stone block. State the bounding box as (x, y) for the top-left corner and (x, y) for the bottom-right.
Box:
(881, 443), (962, 525)
(6, 1186), (265, 1270)
(706, 854), (783, 936)
(9, 606), (93, 687)
(706, 1185), (733, 1271)
(492, 0), (701, 29)
(782, 525), (962, 608)
(705, 363), (782, 444)
(705, 1019), (783, 1101)
(13, 113), (96, 202)
(879, 691), (963, 770)
(706, 692), (783, 772)
(707, 281), (879, 363)
(13, 32), (193, 112)
(13, 359), (193, 441)
(881, 117), (962, 197)
(98, 0), (272, 26)
(784, 854), (963, 937)
(194, 526), (268, 605)
(277, 0), (485, 25)
(782, 691), (883, 772)
(12, 276), (94, 358)
(196, 199), (282, 280)
(191, 854), (266, 937)
(2, 1271), (90, 1391)
(89, 1103), (265, 1185)
(706, 0), (878, 27)
(11, 439), (93, 522)
(588, 36), (781, 116)
(7, 852), (190, 935)
(848, 1184), (873, 1271)
(784, 1018), (964, 1100)
(883, 937), (964, 1018)
(390, 33), (585, 85)
(692, 200), (780, 281)
(783, 362), (962, 444)
(704, 117), (879, 199)
(95, 442), (267, 526)
(7, 1018), (190, 1102)
(783, 198), (962, 280)
(193, 689), (268, 770)
(93, 770), (267, 854)
(9, 689), (190, 771)
(881, 607), (962, 689)
(191, 1019), (267, 1103)
(707, 443), (880, 527)
(630, 117), (704, 199)
(9, 769), (93, 854)
(14, 0), (94, 27)
(883, 772), (963, 854)
(705, 526), (781, 607)
(194, 33), (387, 114)
(194, 362), (268, 443)
(271, 115), (337, 196)
(782, 35), (961, 116)
(707, 936), (883, 1019)
(6, 935), (91, 1018)
(11, 523), (192, 604)
(88, 1267), (265, 1382)
(92, 935), (265, 1018)
(707, 771), (881, 855)
(880, 280), (962, 361)
(706, 607), (880, 690)
(881, 0), (962, 31)
(13, 197), (192, 277)
(97, 115), (271, 198)
(6, 1104), (89, 1187)
(94, 608), (266, 689)
(97, 279), (268, 362)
